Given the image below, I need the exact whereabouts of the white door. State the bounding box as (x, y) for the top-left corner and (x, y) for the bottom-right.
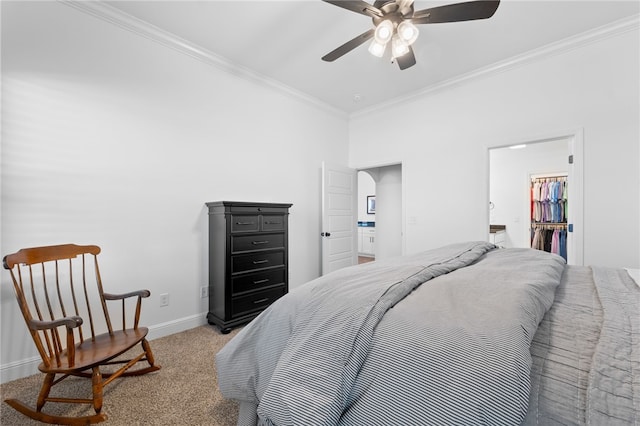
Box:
(321, 162), (357, 275)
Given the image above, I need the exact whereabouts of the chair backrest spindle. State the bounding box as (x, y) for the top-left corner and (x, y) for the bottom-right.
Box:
(67, 257), (84, 343)
(55, 260), (66, 318)
(81, 253), (97, 339)
(93, 256), (114, 335)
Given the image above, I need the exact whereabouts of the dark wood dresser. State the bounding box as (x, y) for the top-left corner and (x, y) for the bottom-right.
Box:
(206, 201), (292, 333)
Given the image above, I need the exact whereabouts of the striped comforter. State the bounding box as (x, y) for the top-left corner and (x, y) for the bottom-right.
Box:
(216, 242), (631, 425)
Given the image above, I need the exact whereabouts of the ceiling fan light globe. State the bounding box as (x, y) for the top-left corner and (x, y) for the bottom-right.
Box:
(391, 34), (410, 58)
(374, 20), (394, 44)
(397, 21), (419, 45)
(368, 40), (387, 58)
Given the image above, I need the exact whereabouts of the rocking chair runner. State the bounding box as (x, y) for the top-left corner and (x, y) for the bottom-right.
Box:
(2, 243), (160, 425)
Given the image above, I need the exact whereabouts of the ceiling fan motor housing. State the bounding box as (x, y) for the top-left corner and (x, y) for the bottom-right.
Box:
(372, 1), (414, 27)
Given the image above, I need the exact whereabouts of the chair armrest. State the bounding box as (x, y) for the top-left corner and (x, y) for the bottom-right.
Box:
(103, 290), (151, 300)
(104, 290), (151, 330)
(29, 316), (83, 367)
(28, 316), (83, 331)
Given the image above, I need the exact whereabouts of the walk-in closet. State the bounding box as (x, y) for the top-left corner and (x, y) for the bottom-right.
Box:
(530, 174), (568, 260)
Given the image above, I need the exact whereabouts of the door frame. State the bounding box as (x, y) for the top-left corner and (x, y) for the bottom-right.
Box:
(487, 128), (584, 265)
(354, 160), (406, 259)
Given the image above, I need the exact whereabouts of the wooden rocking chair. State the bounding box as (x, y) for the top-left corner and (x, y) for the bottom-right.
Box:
(2, 243), (160, 424)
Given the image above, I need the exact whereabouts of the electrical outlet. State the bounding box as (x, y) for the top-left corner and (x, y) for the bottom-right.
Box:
(200, 286), (209, 299)
(160, 293), (169, 307)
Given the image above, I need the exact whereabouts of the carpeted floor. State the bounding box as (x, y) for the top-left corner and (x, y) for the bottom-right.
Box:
(0, 325), (242, 425)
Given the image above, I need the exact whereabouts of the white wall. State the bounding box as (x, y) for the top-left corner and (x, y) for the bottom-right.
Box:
(0, 2), (348, 382)
(373, 165), (403, 260)
(349, 24), (639, 269)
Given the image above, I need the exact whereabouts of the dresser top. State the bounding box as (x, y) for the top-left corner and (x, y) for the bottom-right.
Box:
(206, 201), (293, 209)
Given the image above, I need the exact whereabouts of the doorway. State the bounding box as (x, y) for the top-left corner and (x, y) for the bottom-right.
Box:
(321, 162), (403, 275)
(488, 131), (584, 265)
(357, 164), (403, 262)
(357, 171), (376, 264)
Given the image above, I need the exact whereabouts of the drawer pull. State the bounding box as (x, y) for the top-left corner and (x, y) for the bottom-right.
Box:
(253, 298), (269, 304)
(252, 260), (269, 265)
(253, 279), (270, 285)
(236, 221), (255, 225)
(252, 241), (269, 245)
(264, 221), (281, 225)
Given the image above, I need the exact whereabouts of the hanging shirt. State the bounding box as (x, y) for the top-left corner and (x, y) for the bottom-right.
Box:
(559, 230), (567, 261)
(551, 229), (560, 254)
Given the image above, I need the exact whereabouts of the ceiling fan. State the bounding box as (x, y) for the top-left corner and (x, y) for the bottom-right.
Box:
(321, 0), (500, 70)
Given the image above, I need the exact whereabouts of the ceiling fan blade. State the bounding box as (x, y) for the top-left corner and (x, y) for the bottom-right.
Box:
(396, 46), (416, 70)
(412, 0), (500, 25)
(322, 28), (375, 62)
(322, 1), (383, 18)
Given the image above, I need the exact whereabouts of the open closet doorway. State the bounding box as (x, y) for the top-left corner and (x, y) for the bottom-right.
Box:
(489, 132), (584, 265)
(357, 164), (403, 263)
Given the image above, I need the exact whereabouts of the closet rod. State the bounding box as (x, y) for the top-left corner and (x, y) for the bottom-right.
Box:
(531, 177), (567, 181)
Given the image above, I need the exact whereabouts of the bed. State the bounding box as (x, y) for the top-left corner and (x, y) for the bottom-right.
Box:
(215, 241), (639, 426)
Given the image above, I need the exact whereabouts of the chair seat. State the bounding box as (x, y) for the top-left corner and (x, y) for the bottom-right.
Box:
(40, 327), (149, 373)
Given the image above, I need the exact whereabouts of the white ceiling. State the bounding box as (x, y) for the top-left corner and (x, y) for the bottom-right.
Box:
(102, 0), (639, 114)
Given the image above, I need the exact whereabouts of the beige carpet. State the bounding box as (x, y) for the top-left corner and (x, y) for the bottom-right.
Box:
(0, 325), (242, 425)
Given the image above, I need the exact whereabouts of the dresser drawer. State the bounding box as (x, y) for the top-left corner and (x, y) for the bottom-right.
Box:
(232, 233), (284, 253)
(232, 251), (285, 274)
(231, 286), (286, 318)
(261, 215), (285, 231)
(230, 205), (289, 214)
(230, 215), (259, 233)
(232, 269), (286, 294)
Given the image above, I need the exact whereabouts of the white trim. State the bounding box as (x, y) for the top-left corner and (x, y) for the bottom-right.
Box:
(567, 129), (584, 266)
(0, 355), (42, 385)
(0, 312), (209, 384)
(146, 312), (209, 341)
(59, 0), (347, 119)
(352, 160), (405, 173)
(352, 14), (640, 118)
(148, 312), (207, 340)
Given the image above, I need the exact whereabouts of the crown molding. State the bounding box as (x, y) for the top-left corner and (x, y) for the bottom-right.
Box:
(59, 1), (637, 121)
(59, 0), (348, 119)
(351, 13), (640, 119)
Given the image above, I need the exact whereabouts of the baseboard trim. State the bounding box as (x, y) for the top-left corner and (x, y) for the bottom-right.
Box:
(147, 312), (209, 341)
(0, 355), (42, 385)
(0, 312), (209, 384)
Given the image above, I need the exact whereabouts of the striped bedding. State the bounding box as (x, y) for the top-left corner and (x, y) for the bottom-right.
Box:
(216, 241), (639, 425)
